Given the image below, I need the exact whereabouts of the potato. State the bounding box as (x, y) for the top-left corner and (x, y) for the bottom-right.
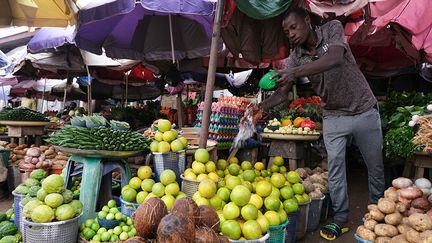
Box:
(378, 198), (397, 214)
(368, 204), (379, 212)
(402, 217), (410, 225)
(398, 224), (414, 235)
(391, 234), (409, 243)
(420, 230), (432, 239)
(408, 213), (432, 232)
(365, 219), (378, 231)
(384, 187), (399, 202)
(313, 183), (327, 193)
(421, 235), (432, 243)
(370, 209), (385, 222)
(303, 181), (315, 193)
(374, 224), (399, 237)
(406, 229), (422, 243)
(385, 212), (403, 226)
(356, 226), (376, 242)
(397, 202), (409, 214)
(376, 237), (392, 243)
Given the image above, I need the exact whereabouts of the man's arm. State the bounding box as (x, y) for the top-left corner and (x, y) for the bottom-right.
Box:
(259, 81), (293, 112)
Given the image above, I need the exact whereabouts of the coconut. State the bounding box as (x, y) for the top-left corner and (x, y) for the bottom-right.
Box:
(197, 205), (220, 232)
(157, 213), (195, 242)
(195, 226), (219, 243)
(134, 197), (168, 239)
(171, 198), (200, 225)
(218, 235), (230, 243)
(124, 236), (147, 243)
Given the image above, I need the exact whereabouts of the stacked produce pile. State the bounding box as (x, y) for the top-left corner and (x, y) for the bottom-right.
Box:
(7, 144), (69, 171)
(0, 210), (20, 242)
(121, 166), (186, 210)
(183, 148), (220, 181)
(356, 177), (432, 242)
(0, 107), (48, 122)
(195, 97), (250, 148)
(80, 200), (136, 242)
(132, 197), (228, 242)
(7, 144), (28, 165)
(263, 117), (321, 135)
(295, 167), (329, 199)
(13, 169), (48, 198)
(192, 152), (307, 240)
(21, 174), (83, 223)
(148, 119), (188, 153)
(413, 115), (432, 152)
(47, 125), (150, 151)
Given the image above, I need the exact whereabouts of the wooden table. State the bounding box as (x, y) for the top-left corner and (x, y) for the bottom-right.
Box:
(260, 132), (321, 171)
(0, 121), (52, 146)
(413, 151), (432, 179)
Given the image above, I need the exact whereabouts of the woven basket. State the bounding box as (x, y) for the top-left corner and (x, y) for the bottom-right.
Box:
(79, 235), (123, 243)
(268, 220), (288, 243)
(152, 150), (186, 183)
(180, 174), (201, 198)
(228, 232), (270, 243)
(22, 213), (82, 243)
(12, 191), (26, 232)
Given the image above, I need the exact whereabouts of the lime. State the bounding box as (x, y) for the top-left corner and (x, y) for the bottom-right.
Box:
(110, 234), (119, 242)
(115, 212), (123, 221)
(109, 207), (119, 214)
(100, 232), (111, 242)
(85, 219), (95, 227)
(97, 228), (107, 234)
(98, 211), (107, 219)
(84, 228), (96, 240)
(122, 225), (130, 232)
(119, 232), (129, 241)
(107, 199), (117, 208)
(91, 222), (100, 232)
(106, 213), (115, 220)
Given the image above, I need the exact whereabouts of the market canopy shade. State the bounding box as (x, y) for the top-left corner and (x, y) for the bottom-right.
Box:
(0, 0), (75, 27)
(73, 0), (218, 61)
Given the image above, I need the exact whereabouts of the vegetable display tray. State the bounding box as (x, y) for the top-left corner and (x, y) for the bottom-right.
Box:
(0, 121), (52, 126)
(54, 146), (145, 158)
(260, 132), (321, 141)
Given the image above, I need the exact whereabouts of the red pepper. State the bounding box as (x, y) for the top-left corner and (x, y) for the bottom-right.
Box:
(300, 118), (316, 129)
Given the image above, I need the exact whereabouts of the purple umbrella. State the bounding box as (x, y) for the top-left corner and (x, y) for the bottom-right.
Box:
(74, 0), (217, 61)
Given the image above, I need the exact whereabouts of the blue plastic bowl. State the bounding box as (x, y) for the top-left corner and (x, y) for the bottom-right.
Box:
(97, 217), (120, 229)
(71, 120), (86, 127)
(85, 121), (104, 128)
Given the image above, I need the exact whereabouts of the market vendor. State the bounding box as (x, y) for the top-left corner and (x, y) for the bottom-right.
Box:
(21, 90), (37, 111)
(253, 8), (385, 240)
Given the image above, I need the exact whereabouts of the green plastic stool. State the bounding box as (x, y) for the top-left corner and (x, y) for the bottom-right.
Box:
(63, 155), (131, 223)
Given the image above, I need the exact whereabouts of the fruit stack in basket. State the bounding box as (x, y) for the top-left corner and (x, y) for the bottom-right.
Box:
(194, 97), (251, 149)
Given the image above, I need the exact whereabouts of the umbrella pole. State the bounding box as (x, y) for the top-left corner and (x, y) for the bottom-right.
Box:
(63, 85), (67, 110)
(125, 74), (128, 108)
(86, 65), (93, 115)
(41, 78), (47, 113)
(169, 14), (175, 64)
(198, 0), (224, 148)
(1, 85), (6, 106)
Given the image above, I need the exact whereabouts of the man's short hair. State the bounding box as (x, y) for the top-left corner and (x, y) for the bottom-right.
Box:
(283, 7), (310, 20)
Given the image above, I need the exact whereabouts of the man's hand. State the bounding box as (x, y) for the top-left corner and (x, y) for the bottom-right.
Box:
(272, 68), (296, 87)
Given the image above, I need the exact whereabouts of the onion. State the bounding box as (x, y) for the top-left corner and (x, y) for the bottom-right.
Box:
(415, 178), (432, 189)
(412, 115), (420, 122)
(398, 195), (412, 205)
(427, 104), (432, 111)
(427, 208), (432, 218)
(427, 194), (432, 203)
(406, 207), (425, 216)
(408, 120), (416, 127)
(399, 187), (423, 199)
(420, 188), (432, 197)
(392, 177), (413, 189)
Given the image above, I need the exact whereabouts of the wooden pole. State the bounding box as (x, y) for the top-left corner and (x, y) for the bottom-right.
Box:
(176, 93), (183, 128)
(86, 65), (93, 115)
(198, 0), (224, 148)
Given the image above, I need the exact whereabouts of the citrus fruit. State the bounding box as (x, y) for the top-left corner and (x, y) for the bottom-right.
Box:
(158, 141), (171, 152)
(208, 172), (219, 182)
(273, 156), (284, 166)
(157, 119), (171, 132)
(136, 191), (148, 204)
(176, 192), (187, 201)
(170, 139), (183, 152)
(264, 211), (281, 226)
(217, 187), (231, 202)
(241, 161), (253, 170)
(165, 183), (180, 195)
(257, 215), (270, 234)
(194, 149), (210, 163)
(270, 186), (281, 198)
(170, 129), (178, 139)
(242, 181), (253, 192)
(270, 173), (286, 188)
(283, 199), (298, 213)
(195, 197), (210, 206)
(162, 130), (176, 143)
(230, 185), (251, 207)
(254, 162), (265, 170)
(149, 141), (159, 152)
(280, 186), (294, 200)
(154, 131), (163, 142)
(151, 183), (165, 197)
(295, 194), (306, 203)
(270, 164), (279, 173)
(121, 188), (137, 202)
(137, 166), (152, 180)
(264, 196), (280, 211)
(241, 204), (258, 220)
(160, 169), (176, 185)
(161, 194), (176, 210)
(242, 220), (262, 240)
(226, 176), (242, 190)
(303, 193), (310, 202)
(292, 183), (305, 195)
(206, 161), (216, 173)
(196, 174), (209, 181)
(223, 202), (240, 220)
(242, 170), (256, 182)
(209, 195), (223, 210)
(128, 177), (142, 190)
(221, 220), (241, 240)
(228, 164), (241, 176)
(179, 137), (188, 148)
(228, 157), (239, 164)
(279, 208), (287, 223)
(287, 171), (301, 184)
(192, 161), (206, 174)
(184, 171), (197, 180)
(279, 166), (287, 173)
(255, 181), (272, 197)
(249, 194), (263, 209)
(217, 170), (225, 178)
(141, 179), (155, 192)
(217, 159), (227, 170)
(198, 179), (217, 199)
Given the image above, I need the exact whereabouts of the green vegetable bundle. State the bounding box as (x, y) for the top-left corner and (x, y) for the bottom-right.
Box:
(46, 126), (150, 151)
(0, 107), (48, 122)
(384, 126), (422, 159)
